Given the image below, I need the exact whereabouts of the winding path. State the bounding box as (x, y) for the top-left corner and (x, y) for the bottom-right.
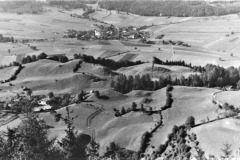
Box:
(86, 104), (104, 128)
(212, 90), (223, 107)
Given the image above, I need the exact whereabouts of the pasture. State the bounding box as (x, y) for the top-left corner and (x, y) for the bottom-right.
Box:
(1, 4), (240, 158)
(1, 6), (240, 68)
(147, 86), (220, 154)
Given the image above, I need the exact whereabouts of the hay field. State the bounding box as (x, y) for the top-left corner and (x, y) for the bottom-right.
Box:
(90, 10), (240, 60)
(0, 7), (97, 39)
(148, 86), (219, 154)
(89, 10), (240, 67)
(192, 118), (240, 158)
(0, 43), (29, 65)
(2, 7), (240, 68)
(117, 63), (197, 79)
(215, 91), (240, 108)
(90, 10), (188, 27)
(0, 6), (98, 65)
(0, 66), (18, 81)
(97, 112), (155, 154)
(40, 103), (99, 138)
(0, 60), (110, 95)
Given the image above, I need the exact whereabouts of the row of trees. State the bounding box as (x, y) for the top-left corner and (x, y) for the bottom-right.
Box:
(155, 117), (198, 159)
(0, 34), (14, 43)
(161, 85), (173, 110)
(179, 64), (240, 88)
(22, 53), (69, 64)
(74, 54), (144, 70)
(82, 7), (95, 18)
(0, 64), (24, 84)
(99, 1), (240, 17)
(111, 74), (171, 94)
(0, 61), (20, 70)
(113, 102), (159, 117)
(111, 64), (240, 94)
(153, 56), (205, 73)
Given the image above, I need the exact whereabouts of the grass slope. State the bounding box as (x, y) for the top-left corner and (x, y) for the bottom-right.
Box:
(147, 86), (219, 154)
(117, 63), (196, 79)
(192, 118), (240, 158)
(0, 66), (19, 81)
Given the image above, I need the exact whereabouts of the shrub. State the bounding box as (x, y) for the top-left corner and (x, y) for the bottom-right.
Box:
(121, 107), (126, 115)
(139, 131), (151, 153)
(131, 102), (137, 111)
(37, 52), (47, 60)
(166, 84), (173, 92)
(185, 116), (195, 130)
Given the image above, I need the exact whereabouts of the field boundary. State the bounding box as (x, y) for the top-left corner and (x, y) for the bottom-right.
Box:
(86, 105), (104, 128)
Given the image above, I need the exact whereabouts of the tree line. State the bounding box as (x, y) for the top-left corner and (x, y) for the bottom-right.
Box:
(0, 61), (20, 70)
(21, 52), (69, 64)
(99, 1), (240, 17)
(74, 54), (144, 70)
(111, 64), (240, 94)
(0, 64), (24, 84)
(0, 34), (14, 43)
(153, 56), (205, 73)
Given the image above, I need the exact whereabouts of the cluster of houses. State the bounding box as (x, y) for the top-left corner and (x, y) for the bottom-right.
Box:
(0, 88), (99, 114)
(64, 24), (150, 41)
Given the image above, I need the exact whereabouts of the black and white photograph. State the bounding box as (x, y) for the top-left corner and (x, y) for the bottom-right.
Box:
(0, 0), (240, 159)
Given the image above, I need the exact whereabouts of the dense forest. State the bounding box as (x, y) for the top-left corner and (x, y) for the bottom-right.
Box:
(111, 64), (240, 93)
(99, 1), (240, 17)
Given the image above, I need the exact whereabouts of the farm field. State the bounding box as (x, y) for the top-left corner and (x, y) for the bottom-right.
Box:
(117, 63), (197, 79)
(192, 118), (240, 157)
(0, 7), (97, 39)
(1, 6), (240, 68)
(0, 59), (111, 95)
(90, 9), (240, 58)
(215, 91), (240, 107)
(0, 7), (99, 65)
(147, 87), (220, 153)
(0, 66), (18, 81)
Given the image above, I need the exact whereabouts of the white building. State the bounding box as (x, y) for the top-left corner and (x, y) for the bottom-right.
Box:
(33, 105), (52, 112)
(94, 30), (101, 37)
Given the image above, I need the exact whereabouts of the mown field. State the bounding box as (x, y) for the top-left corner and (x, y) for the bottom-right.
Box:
(1, 5), (240, 68)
